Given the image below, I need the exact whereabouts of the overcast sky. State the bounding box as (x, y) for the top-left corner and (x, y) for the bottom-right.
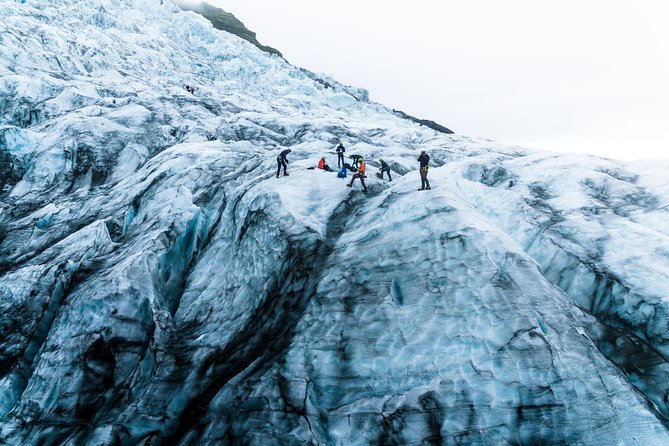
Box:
(201, 1), (668, 160)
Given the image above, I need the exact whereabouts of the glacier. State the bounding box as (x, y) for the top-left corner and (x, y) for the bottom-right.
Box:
(1, 0), (669, 445)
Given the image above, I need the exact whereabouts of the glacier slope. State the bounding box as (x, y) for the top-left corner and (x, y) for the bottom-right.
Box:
(1, 0), (669, 445)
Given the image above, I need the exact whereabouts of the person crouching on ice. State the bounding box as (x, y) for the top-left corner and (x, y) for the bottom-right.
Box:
(379, 158), (392, 181)
(276, 149), (291, 178)
(347, 158), (367, 192)
(318, 156), (334, 172)
(349, 154), (362, 169)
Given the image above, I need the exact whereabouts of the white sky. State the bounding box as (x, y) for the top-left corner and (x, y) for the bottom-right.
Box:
(202, 1), (668, 160)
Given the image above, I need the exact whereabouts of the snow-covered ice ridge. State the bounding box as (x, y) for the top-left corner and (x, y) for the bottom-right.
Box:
(1, 0), (668, 444)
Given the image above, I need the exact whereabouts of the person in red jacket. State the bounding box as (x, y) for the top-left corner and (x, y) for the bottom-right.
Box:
(347, 158), (368, 192)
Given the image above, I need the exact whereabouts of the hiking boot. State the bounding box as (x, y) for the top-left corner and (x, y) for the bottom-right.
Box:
(425, 186), (431, 190)
(284, 173), (290, 176)
(346, 184), (352, 188)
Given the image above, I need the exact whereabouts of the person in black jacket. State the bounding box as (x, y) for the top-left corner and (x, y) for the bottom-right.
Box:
(417, 151), (430, 190)
(336, 142), (346, 168)
(379, 158), (392, 181)
(276, 149), (291, 178)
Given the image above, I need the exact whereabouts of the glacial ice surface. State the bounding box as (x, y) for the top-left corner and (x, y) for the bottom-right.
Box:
(1, 1), (669, 445)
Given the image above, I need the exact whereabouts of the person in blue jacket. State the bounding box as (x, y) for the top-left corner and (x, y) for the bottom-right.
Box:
(349, 154), (362, 169)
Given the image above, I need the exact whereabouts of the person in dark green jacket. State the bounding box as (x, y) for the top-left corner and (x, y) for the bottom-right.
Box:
(417, 151), (430, 190)
(379, 158), (392, 181)
(276, 149), (291, 178)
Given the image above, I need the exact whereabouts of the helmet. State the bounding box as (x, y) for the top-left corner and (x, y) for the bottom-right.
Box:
(321, 156), (325, 159)
(379, 158), (384, 162)
(358, 157), (363, 162)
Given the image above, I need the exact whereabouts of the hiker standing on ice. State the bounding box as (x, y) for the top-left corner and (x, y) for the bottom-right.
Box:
(276, 149), (291, 178)
(417, 150), (430, 190)
(336, 142), (346, 168)
(347, 157), (368, 192)
(379, 158), (392, 181)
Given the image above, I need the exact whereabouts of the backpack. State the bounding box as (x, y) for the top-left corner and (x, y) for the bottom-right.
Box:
(337, 167), (347, 178)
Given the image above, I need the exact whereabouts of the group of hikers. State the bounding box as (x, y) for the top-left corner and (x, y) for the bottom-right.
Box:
(275, 142), (431, 192)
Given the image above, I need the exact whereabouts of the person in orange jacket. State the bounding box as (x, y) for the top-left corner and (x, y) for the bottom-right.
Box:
(347, 157), (367, 192)
(317, 156), (334, 172)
